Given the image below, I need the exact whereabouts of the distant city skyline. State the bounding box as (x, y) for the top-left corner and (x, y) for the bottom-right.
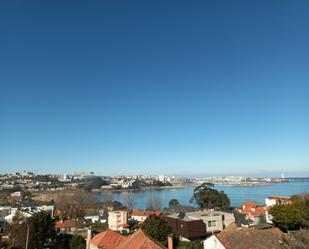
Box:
(1, 1), (309, 176)
(1, 170), (308, 179)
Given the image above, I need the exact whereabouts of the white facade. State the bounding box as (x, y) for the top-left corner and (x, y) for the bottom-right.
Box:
(204, 235), (226, 249)
(265, 198), (277, 207)
(108, 210), (127, 231)
(265, 196), (290, 207)
(187, 210), (235, 232)
(131, 214), (147, 222)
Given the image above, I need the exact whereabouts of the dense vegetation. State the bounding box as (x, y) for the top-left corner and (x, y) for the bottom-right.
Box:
(9, 212), (55, 249)
(7, 211), (86, 249)
(82, 177), (108, 191)
(190, 182), (230, 210)
(270, 193), (309, 231)
(141, 215), (172, 246)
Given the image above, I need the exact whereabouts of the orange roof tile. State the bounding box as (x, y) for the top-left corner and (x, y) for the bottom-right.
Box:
(55, 220), (80, 229)
(131, 210), (161, 217)
(242, 202), (257, 208)
(90, 229), (166, 249)
(237, 205), (271, 217)
(90, 230), (126, 249)
(118, 230), (165, 249)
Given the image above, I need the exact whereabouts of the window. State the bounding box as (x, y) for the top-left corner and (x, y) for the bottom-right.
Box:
(207, 220), (217, 227)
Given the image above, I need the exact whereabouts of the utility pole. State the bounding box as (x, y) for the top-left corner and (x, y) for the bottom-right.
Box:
(25, 222), (30, 249)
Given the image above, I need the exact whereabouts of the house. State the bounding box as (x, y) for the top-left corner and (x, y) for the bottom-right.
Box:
(89, 229), (166, 249)
(165, 210), (234, 241)
(131, 210), (161, 222)
(233, 211), (254, 228)
(203, 223), (288, 249)
(4, 210), (32, 224)
(265, 196), (292, 224)
(85, 212), (106, 224)
(165, 214), (207, 241)
(234, 202), (271, 226)
(265, 196), (292, 207)
(3, 205), (54, 224)
(55, 219), (84, 234)
(108, 210), (128, 232)
(7, 192), (23, 202)
(186, 210), (235, 233)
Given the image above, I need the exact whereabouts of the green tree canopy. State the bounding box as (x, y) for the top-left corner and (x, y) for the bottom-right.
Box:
(69, 235), (86, 249)
(169, 199), (180, 208)
(9, 212), (55, 249)
(190, 182), (230, 210)
(176, 241), (203, 249)
(270, 204), (304, 231)
(291, 193), (309, 228)
(83, 177), (107, 191)
(141, 215), (172, 246)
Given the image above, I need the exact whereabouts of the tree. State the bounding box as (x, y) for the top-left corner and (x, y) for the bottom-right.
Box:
(123, 192), (136, 210)
(69, 235), (86, 249)
(176, 240), (204, 249)
(291, 193), (309, 228)
(169, 199), (180, 208)
(9, 211), (27, 249)
(270, 204), (304, 231)
(28, 212), (55, 249)
(190, 182), (230, 210)
(9, 212), (55, 249)
(141, 215), (172, 246)
(83, 177), (107, 191)
(54, 191), (97, 219)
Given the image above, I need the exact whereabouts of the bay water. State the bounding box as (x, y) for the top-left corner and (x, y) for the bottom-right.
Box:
(97, 181), (309, 209)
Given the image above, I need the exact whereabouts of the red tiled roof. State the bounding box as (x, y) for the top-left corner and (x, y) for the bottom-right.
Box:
(237, 203), (271, 217)
(131, 210), (161, 217)
(55, 220), (80, 229)
(90, 229), (166, 249)
(242, 202), (257, 208)
(8, 196), (22, 202)
(90, 230), (126, 249)
(118, 230), (165, 249)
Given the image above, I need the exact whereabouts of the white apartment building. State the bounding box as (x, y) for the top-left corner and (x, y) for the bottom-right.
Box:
(108, 210), (128, 232)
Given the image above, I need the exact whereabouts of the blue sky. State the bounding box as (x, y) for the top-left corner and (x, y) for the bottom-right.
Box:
(0, 0), (308, 177)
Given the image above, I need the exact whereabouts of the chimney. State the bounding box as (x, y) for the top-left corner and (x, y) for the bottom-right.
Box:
(167, 234), (173, 249)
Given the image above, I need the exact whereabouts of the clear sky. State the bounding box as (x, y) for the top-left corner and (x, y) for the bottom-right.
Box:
(1, 0), (308, 177)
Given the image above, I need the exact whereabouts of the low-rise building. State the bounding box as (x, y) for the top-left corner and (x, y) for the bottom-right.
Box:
(186, 210), (235, 233)
(165, 214), (207, 241)
(234, 202), (270, 226)
(131, 210), (160, 222)
(85, 211), (106, 224)
(265, 196), (292, 207)
(203, 223), (288, 249)
(55, 219), (85, 235)
(108, 210), (128, 232)
(165, 210), (234, 241)
(89, 229), (166, 249)
(7, 192), (23, 202)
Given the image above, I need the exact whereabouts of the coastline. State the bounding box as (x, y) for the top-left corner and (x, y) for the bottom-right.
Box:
(94, 184), (194, 193)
